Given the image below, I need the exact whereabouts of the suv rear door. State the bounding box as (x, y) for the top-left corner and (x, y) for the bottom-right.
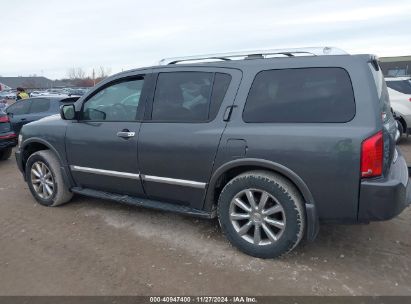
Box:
(66, 72), (150, 197)
(138, 67), (241, 209)
(6, 99), (32, 133)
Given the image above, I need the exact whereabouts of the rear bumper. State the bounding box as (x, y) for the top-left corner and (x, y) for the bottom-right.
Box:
(0, 133), (17, 150)
(358, 150), (411, 222)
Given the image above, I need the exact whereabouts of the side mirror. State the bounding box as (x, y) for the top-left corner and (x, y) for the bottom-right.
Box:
(60, 104), (76, 120)
(7, 112), (13, 118)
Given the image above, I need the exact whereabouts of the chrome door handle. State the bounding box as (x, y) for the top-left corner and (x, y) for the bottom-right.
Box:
(116, 131), (135, 139)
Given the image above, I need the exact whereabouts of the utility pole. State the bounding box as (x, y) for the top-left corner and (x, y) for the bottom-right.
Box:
(92, 68), (96, 86)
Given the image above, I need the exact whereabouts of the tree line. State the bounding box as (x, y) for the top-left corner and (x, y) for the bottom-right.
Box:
(64, 66), (112, 87)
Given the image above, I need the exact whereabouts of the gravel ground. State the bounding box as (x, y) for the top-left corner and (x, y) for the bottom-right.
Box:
(0, 144), (410, 296)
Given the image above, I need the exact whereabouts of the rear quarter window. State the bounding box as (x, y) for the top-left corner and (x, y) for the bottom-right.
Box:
(243, 67), (355, 123)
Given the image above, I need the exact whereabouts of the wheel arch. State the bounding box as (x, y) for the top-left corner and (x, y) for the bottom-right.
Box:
(397, 116), (407, 133)
(205, 158), (319, 241)
(21, 138), (74, 187)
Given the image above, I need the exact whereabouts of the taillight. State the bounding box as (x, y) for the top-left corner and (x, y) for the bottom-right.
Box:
(0, 115), (9, 123)
(409, 97), (411, 102)
(361, 131), (383, 178)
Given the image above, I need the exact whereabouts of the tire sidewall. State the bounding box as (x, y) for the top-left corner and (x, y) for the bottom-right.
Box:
(218, 174), (303, 258)
(25, 152), (58, 206)
(0, 147), (12, 161)
(397, 121), (404, 143)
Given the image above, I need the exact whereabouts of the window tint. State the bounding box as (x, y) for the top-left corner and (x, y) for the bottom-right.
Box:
(243, 68), (355, 123)
(152, 72), (214, 122)
(82, 78), (144, 121)
(29, 98), (50, 113)
(369, 65), (392, 123)
(210, 73), (232, 119)
(6, 100), (31, 115)
(386, 80), (411, 94)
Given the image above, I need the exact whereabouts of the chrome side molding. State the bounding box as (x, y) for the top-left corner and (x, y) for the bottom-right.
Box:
(70, 165), (206, 189)
(142, 175), (206, 189)
(70, 165), (140, 179)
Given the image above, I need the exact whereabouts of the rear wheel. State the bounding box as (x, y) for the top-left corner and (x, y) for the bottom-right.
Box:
(218, 171), (305, 258)
(25, 150), (73, 206)
(0, 147), (12, 161)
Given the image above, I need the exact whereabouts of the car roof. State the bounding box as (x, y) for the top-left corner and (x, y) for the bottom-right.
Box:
(110, 53), (374, 79)
(28, 96), (79, 102)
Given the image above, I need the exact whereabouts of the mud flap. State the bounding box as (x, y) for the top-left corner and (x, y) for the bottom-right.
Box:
(305, 203), (319, 241)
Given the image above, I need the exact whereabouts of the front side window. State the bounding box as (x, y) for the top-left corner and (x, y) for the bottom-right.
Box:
(152, 72), (215, 122)
(82, 78), (144, 121)
(29, 98), (50, 113)
(243, 68), (356, 123)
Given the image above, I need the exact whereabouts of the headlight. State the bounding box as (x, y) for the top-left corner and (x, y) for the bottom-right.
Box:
(18, 134), (22, 148)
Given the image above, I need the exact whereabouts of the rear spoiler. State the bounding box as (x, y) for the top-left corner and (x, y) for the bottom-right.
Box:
(368, 55), (380, 71)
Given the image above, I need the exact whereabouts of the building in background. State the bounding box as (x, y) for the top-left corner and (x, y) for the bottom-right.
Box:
(0, 76), (72, 91)
(380, 56), (411, 77)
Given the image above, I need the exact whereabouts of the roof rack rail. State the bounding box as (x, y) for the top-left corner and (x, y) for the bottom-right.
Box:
(159, 47), (348, 65)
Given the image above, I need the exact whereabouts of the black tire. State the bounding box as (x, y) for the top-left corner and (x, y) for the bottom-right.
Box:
(25, 150), (73, 207)
(217, 171), (305, 259)
(396, 120), (404, 144)
(0, 147), (12, 161)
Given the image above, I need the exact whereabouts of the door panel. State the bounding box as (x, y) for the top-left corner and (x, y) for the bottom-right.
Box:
(66, 75), (148, 197)
(139, 68), (242, 209)
(6, 99), (32, 133)
(66, 121), (144, 196)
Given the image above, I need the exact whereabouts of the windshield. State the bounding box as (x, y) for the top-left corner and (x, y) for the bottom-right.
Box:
(386, 80), (411, 94)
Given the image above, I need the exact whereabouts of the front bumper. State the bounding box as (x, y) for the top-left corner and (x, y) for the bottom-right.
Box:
(15, 149), (24, 174)
(358, 150), (411, 222)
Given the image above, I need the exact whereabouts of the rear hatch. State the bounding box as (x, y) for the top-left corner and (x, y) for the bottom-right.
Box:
(367, 58), (397, 177)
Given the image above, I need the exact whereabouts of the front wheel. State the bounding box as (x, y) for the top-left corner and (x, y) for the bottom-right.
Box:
(217, 171), (305, 258)
(25, 150), (73, 206)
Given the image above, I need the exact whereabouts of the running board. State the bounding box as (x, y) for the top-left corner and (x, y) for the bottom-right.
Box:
(71, 187), (216, 219)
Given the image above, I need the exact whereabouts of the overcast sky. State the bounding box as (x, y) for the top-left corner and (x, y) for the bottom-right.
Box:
(1, 0), (410, 79)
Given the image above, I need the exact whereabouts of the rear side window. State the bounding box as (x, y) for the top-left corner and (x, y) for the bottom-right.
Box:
(29, 98), (50, 113)
(151, 72), (231, 122)
(243, 68), (355, 123)
(6, 100), (31, 115)
(210, 73), (232, 119)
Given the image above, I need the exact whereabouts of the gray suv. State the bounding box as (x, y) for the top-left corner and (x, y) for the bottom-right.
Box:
(15, 47), (411, 258)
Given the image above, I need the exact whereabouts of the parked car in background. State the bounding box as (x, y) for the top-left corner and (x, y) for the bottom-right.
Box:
(0, 99), (7, 112)
(6, 96), (79, 134)
(15, 48), (410, 258)
(29, 91), (47, 97)
(0, 109), (17, 161)
(0, 90), (17, 100)
(386, 77), (411, 139)
(67, 88), (89, 96)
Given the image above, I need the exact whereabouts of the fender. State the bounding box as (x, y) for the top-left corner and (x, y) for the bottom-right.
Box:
(204, 158), (319, 241)
(20, 137), (75, 188)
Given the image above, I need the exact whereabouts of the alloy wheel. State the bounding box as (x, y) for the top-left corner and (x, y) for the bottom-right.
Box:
(229, 189), (286, 246)
(30, 161), (55, 199)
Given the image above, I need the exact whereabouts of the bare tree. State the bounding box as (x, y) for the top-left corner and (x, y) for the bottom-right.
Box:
(97, 66), (111, 79)
(67, 67), (86, 80)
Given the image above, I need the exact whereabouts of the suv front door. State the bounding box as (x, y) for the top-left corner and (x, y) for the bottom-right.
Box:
(138, 68), (241, 209)
(66, 73), (149, 196)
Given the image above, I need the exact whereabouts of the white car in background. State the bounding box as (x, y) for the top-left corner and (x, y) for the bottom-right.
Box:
(386, 77), (411, 140)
